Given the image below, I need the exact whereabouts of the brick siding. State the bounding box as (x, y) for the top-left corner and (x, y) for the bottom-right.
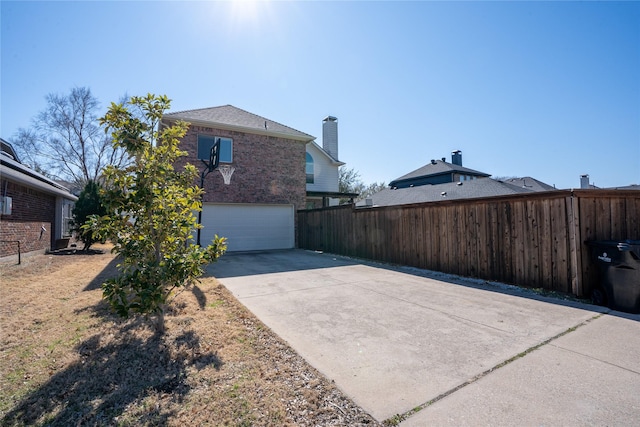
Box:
(0, 180), (55, 257)
(175, 124), (307, 210)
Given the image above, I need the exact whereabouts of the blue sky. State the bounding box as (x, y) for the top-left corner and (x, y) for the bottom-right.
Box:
(2, 0), (639, 189)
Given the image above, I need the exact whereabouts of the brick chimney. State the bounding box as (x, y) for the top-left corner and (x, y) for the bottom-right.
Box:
(323, 116), (338, 160)
(451, 150), (462, 166)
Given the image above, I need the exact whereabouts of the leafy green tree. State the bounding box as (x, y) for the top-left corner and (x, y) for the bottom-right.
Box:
(71, 180), (107, 251)
(86, 94), (227, 332)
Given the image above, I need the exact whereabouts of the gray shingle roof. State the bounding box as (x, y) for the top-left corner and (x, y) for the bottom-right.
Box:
(1, 153), (77, 200)
(164, 105), (315, 142)
(390, 159), (490, 185)
(499, 177), (556, 192)
(357, 178), (547, 207)
(606, 184), (640, 190)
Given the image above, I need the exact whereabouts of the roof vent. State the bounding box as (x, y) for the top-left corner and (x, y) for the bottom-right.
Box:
(442, 157), (446, 162)
(431, 159), (437, 164)
(441, 191), (447, 197)
(457, 182), (463, 186)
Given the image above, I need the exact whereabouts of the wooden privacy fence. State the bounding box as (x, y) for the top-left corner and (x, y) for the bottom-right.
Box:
(297, 190), (640, 298)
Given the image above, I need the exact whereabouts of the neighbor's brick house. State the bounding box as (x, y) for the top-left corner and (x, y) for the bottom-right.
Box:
(1, 138), (77, 257)
(0, 182), (56, 256)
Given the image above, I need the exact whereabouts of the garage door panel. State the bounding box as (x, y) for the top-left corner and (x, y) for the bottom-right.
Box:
(201, 204), (294, 251)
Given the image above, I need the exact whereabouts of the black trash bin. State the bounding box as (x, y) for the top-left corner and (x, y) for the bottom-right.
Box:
(586, 240), (640, 314)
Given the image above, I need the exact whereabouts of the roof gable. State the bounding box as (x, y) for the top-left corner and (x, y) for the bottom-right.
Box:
(306, 141), (344, 166)
(390, 160), (490, 186)
(164, 105), (314, 142)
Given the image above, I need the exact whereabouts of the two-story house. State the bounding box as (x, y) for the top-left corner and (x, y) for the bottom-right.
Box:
(163, 106), (353, 251)
(389, 150), (490, 189)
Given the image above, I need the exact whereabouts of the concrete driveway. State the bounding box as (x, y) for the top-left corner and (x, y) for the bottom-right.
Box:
(207, 249), (640, 425)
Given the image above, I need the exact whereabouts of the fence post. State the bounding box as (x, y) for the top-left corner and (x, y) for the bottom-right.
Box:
(0, 240), (21, 265)
(567, 192), (583, 296)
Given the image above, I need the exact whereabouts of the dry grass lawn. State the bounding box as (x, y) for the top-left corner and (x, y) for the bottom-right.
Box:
(0, 244), (379, 426)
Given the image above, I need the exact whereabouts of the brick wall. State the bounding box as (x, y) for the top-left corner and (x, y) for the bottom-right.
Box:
(175, 125), (307, 210)
(0, 179), (55, 257)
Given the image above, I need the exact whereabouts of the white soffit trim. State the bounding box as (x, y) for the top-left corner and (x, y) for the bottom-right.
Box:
(164, 118), (315, 143)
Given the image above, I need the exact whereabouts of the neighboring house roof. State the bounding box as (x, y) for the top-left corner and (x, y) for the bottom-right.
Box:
(0, 138), (20, 162)
(606, 184), (640, 190)
(356, 178), (546, 207)
(0, 142), (77, 201)
(164, 105), (315, 142)
(498, 177), (556, 192)
(389, 159), (490, 187)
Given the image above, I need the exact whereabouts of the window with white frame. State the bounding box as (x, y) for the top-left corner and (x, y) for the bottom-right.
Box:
(197, 135), (233, 163)
(62, 201), (73, 237)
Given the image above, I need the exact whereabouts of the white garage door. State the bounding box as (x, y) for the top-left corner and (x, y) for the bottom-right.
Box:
(201, 203), (295, 252)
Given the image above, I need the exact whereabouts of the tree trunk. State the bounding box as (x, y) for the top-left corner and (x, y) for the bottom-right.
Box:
(154, 307), (166, 334)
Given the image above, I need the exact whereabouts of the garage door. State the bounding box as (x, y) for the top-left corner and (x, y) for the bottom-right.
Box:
(200, 203), (295, 252)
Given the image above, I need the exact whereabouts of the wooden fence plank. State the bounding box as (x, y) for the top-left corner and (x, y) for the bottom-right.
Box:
(475, 203), (488, 280)
(578, 195), (598, 296)
(500, 201), (514, 283)
(596, 196), (612, 240)
(430, 206), (441, 272)
(458, 204), (470, 277)
(551, 197), (569, 292)
(430, 207), (438, 270)
(488, 201), (502, 281)
(514, 199), (526, 285)
(626, 196), (640, 240)
(464, 204), (476, 277)
(540, 198), (553, 289)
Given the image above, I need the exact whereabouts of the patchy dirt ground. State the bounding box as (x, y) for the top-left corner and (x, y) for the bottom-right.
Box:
(0, 244), (380, 426)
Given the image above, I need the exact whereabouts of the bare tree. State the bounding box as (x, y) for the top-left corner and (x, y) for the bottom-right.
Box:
(338, 166), (387, 204)
(339, 166), (365, 204)
(360, 181), (387, 200)
(10, 87), (130, 187)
